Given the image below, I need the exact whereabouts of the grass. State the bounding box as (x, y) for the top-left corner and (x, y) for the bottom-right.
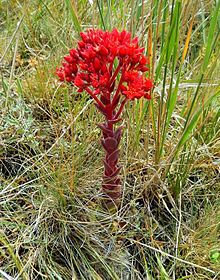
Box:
(0, 0), (220, 279)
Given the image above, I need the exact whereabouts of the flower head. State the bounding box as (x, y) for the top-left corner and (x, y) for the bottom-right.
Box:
(56, 29), (153, 100)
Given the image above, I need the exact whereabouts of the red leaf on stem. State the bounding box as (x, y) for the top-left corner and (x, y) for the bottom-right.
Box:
(107, 149), (120, 162)
(101, 137), (118, 152)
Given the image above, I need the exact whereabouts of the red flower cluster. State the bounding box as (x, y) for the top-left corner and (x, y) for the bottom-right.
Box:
(57, 29), (153, 209)
(56, 29), (153, 100)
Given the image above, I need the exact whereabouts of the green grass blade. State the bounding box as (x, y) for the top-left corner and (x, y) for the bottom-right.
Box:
(156, 255), (170, 280)
(160, 0), (168, 51)
(176, 90), (219, 153)
(155, 0), (181, 162)
(202, 1), (220, 74)
(0, 233), (29, 280)
(96, 0), (106, 30)
(184, 2), (220, 128)
(155, 0), (180, 82)
(64, 0), (82, 34)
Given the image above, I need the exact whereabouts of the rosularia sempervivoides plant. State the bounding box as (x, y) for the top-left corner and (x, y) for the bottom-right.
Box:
(56, 29), (153, 210)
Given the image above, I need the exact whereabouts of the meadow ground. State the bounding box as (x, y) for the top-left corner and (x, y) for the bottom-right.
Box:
(0, 1), (219, 279)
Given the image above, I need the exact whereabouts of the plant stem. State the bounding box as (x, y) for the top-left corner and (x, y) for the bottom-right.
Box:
(100, 96), (123, 210)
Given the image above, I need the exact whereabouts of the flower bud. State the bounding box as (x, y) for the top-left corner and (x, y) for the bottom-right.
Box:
(64, 55), (74, 63)
(119, 47), (128, 56)
(78, 41), (85, 49)
(139, 56), (147, 65)
(93, 57), (101, 71)
(69, 49), (78, 58)
(99, 45), (109, 56)
(80, 32), (89, 43)
(64, 65), (72, 75)
(74, 76), (85, 87)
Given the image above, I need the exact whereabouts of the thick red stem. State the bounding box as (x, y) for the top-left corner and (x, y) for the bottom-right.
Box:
(100, 98), (122, 209)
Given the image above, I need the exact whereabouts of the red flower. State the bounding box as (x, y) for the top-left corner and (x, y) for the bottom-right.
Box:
(56, 29), (153, 100)
(56, 29), (153, 210)
(120, 71), (153, 100)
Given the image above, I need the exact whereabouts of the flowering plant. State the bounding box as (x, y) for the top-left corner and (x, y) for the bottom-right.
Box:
(57, 29), (153, 209)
